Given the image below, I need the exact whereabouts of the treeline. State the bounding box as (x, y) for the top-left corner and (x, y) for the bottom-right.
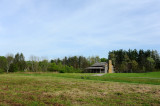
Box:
(1, 49), (160, 73)
(51, 56), (107, 69)
(109, 49), (160, 73)
(0, 53), (26, 73)
(0, 53), (106, 73)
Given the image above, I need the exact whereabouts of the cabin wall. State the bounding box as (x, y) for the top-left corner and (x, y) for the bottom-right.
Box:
(105, 64), (108, 73)
(87, 69), (105, 73)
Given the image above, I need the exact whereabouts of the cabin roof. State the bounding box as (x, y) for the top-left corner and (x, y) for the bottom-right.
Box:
(91, 62), (107, 67)
(85, 62), (107, 70)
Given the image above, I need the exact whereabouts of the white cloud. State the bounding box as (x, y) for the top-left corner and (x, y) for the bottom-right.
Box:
(0, 0), (160, 59)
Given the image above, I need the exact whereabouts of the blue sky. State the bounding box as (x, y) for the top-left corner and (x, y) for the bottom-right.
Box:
(0, 0), (160, 60)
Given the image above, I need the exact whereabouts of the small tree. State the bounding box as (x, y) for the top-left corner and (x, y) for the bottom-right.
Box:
(0, 56), (7, 73)
(100, 58), (107, 62)
(6, 54), (14, 73)
(147, 57), (155, 71)
(131, 60), (138, 72)
(30, 55), (40, 72)
(39, 59), (49, 72)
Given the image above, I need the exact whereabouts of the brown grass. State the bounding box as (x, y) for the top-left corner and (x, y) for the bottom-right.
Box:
(0, 74), (160, 106)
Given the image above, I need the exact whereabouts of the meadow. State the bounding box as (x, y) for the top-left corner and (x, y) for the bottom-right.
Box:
(15, 72), (160, 85)
(0, 72), (160, 105)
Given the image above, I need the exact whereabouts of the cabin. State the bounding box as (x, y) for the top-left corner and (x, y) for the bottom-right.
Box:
(85, 60), (114, 73)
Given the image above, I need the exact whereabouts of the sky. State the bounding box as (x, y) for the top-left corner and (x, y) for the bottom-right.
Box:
(0, 0), (160, 60)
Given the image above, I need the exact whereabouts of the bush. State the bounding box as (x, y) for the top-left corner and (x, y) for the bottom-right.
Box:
(9, 64), (18, 72)
(0, 68), (4, 73)
(59, 70), (65, 73)
(48, 62), (82, 73)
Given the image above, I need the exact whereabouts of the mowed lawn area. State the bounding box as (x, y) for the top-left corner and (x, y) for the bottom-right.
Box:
(0, 72), (160, 106)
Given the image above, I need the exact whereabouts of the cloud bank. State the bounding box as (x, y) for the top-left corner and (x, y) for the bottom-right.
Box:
(0, 0), (160, 59)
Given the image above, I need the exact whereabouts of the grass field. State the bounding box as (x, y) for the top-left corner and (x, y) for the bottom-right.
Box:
(0, 72), (160, 105)
(15, 72), (160, 85)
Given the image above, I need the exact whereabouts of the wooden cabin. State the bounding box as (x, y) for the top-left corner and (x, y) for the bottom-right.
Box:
(85, 60), (114, 73)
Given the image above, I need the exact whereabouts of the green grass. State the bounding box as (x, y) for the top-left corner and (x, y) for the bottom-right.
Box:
(0, 73), (160, 106)
(0, 72), (160, 105)
(13, 72), (160, 85)
(104, 72), (160, 78)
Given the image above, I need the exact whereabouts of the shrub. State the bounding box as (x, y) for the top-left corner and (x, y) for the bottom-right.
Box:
(9, 64), (18, 72)
(0, 68), (4, 73)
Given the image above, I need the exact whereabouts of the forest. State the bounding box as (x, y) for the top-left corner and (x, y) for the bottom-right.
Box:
(0, 49), (160, 73)
(109, 49), (160, 73)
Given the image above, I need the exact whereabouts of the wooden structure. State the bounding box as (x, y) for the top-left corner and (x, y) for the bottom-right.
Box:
(85, 60), (114, 73)
(85, 62), (108, 73)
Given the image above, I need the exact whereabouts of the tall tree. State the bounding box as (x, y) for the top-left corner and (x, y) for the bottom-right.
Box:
(108, 49), (160, 73)
(30, 55), (39, 72)
(0, 56), (7, 73)
(39, 59), (49, 72)
(6, 54), (14, 73)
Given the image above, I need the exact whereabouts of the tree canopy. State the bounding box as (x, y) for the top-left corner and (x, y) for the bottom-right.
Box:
(108, 49), (160, 73)
(0, 49), (160, 73)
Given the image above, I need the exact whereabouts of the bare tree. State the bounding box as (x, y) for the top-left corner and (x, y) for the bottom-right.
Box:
(40, 59), (49, 72)
(6, 54), (14, 73)
(30, 55), (40, 72)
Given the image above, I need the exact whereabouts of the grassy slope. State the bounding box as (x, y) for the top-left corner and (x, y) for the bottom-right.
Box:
(0, 74), (160, 106)
(14, 72), (160, 85)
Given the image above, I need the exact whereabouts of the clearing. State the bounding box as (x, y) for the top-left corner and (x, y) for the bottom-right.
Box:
(0, 72), (160, 105)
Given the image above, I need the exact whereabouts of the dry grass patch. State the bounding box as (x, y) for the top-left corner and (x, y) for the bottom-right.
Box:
(0, 74), (160, 106)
